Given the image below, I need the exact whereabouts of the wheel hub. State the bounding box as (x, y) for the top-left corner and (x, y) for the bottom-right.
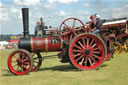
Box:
(85, 49), (91, 55)
(17, 60), (22, 66)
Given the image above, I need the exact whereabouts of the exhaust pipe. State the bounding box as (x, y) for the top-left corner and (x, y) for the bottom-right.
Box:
(22, 8), (29, 37)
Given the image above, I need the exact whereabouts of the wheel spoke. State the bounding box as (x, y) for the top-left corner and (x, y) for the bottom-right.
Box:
(21, 54), (25, 60)
(87, 38), (89, 47)
(88, 57), (93, 66)
(75, 27), (83, 31)
(90, 39), (95, 46)
(73, 31), (77, 36)
(17, 65), (20, 72)
(85, 56), (88, 66)
(11, 61), (17, 63)
(74, 44), (82, 50)
(72, 19), (76, 29)
(23, 58), (29, 62)
(73, 49), (82, 53)
(62, 31), (70, 36)
(92, 51), (101, 54)
(81, 57), (84, 65)
(34, 61), (39, 63)
(92, 54), (100, 59)
(93, 47), (101, 51)
(14, 55), (18, 60)
(92, 43), (96, 48)
(13, 64), (18, 68)
(74, 53), (82, 57)
(78, 41), (84, 49)
(24, 62), (30, 65)
(23, 65), (28, 70)
(21, 65), (24, 72)
(90, 55), (96, 64)
(63, 23), (71, 30)
(82, 38), (86, 46)
(76, 54), (84, 62)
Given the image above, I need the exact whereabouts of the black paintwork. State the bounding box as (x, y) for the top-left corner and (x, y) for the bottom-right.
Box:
(22, 8), (29, 37)
(18, 37), (31, 52)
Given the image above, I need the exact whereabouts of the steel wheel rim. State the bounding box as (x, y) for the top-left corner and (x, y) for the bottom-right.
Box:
(8, 50), (32, 75)
(69, 33), (106, 70)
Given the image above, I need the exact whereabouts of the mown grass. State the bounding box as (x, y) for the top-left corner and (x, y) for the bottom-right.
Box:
(0, 49), (128, 85)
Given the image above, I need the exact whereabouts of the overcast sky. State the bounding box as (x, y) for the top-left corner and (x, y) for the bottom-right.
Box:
(0, 0), (128, 34)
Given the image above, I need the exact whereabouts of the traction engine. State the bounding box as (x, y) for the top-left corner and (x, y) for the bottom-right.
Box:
(8, 8), (114, 75)
(103, 18), (128, 54)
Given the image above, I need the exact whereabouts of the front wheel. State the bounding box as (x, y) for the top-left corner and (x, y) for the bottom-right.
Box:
(8, 49), (33, 75)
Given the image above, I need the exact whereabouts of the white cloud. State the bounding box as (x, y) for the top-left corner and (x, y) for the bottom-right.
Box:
(56, 10), (71, 17)
(78, 10), (89, 15)
(44, 0), (79, 10)
(0, 2), (8, 22)
(100, 8), (108, 13)
(112, 4), (128, 18)
(44, 2), (56, 10)
(83, 3), (90, 8)
(13, 0), (41, 6)
(47, 0), (78, 4)
(0, 2), (3, 6)
(10, 6), (22, 20)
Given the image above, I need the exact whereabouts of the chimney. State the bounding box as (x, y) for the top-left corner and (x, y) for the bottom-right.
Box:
(22, 8), (29, 37)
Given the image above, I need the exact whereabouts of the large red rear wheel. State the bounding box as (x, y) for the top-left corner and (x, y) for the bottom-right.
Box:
(8, 49), (33, 75)
(69, 33), (107, 70)
(59, 18), (86, 44)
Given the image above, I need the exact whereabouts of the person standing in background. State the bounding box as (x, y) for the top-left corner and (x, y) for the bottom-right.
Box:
(35, 22), (41, 36)
(40, 17), (45, 36)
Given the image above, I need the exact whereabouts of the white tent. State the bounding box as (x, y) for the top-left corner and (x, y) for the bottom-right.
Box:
(0, 41), (9, 49)
(0, 41), (9, 44)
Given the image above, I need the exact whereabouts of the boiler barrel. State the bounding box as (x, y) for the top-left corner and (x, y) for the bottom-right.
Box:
(18, 37), (63, 52)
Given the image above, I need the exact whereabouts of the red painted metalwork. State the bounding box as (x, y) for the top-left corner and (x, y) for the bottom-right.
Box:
(59, 17), (86, 43)
(69, 33), (107, 70)
(32, 37), (63, 52)
(117, 33), (128, 39)
(8, 8), (122, 75)
(8, 49), (33, 75)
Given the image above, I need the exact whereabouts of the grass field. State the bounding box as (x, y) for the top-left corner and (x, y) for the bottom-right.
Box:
(0, 49), (128, 85)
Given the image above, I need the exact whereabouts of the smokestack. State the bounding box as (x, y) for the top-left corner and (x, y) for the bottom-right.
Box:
(22, 8), (29, 37)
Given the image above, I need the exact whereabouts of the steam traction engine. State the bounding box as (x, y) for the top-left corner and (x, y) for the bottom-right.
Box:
(103, 18), (128, 54)
(8, 8), (114, 75)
